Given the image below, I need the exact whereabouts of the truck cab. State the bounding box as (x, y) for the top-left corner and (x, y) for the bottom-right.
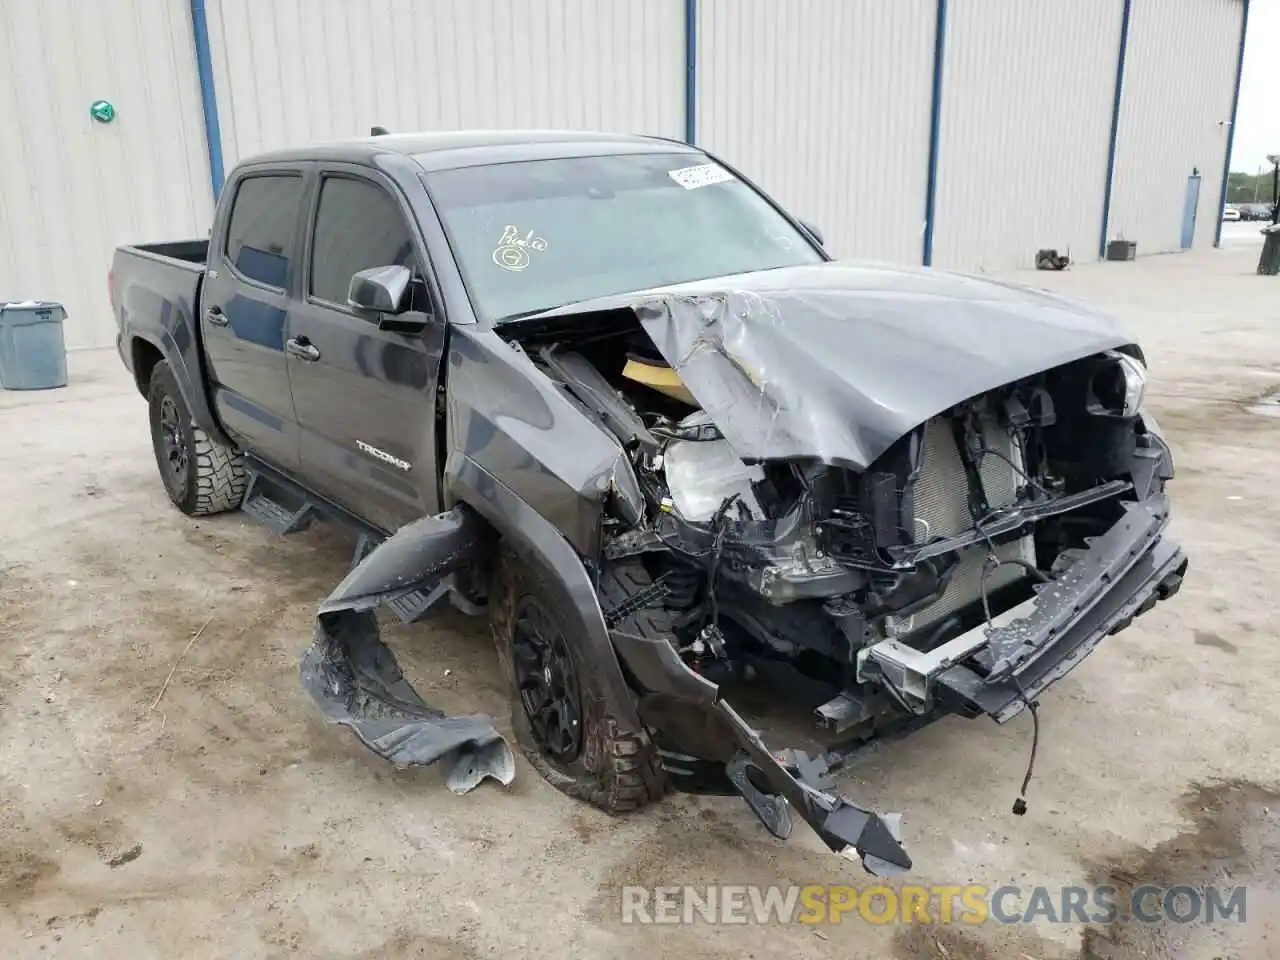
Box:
(168, 156), (446, 533)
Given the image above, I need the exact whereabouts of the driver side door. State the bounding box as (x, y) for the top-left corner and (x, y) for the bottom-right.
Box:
(286, 166), (446, 534)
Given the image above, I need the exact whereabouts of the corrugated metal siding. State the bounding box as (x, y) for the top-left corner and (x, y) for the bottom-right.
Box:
(1110, 0), (1244, 253)
(695, 0), (936, 263)
(931, 0), (1122, 271)
(206, 0), (685, 167)
(0, 0), (212, 349)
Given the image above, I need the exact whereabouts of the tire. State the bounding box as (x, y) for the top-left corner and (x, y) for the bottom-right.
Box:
(147, 361), (246, 517)
(490, 547), (668, 813)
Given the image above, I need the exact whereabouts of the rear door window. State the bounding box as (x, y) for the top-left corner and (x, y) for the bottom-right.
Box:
(224, 174), (304, 289)
(309, 177), (418, 305)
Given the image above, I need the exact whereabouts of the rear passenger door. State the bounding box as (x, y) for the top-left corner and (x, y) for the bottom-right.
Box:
(202, 167), (308, 471)
(285, 167), (446, 533)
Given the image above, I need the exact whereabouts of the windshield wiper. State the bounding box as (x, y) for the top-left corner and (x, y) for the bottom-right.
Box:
(494, 305), (571, 325)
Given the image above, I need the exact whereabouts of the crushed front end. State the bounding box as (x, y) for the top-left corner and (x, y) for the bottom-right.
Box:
(499, 282), (1187, 872)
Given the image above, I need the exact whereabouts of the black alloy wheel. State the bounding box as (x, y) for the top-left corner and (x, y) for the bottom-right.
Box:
(511, 595), (583, 762)
(157, 393), (190, 492)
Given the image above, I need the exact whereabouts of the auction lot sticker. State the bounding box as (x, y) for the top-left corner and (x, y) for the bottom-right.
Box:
(668, 163), (736, 190)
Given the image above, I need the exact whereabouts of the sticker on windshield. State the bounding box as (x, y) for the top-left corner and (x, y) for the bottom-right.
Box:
(667, 162), (736, 190)
(492, 225), (548, 272)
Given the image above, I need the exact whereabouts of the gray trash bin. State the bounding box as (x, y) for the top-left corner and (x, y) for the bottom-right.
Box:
(0, 301), (68, 390)
(1258, 224), (1280, 277)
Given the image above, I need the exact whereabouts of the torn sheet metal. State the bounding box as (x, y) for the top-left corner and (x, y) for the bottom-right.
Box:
(301, 506), (514, 793)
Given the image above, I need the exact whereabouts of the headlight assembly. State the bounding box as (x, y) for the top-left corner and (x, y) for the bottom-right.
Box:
(1087, 350), (1147, 418)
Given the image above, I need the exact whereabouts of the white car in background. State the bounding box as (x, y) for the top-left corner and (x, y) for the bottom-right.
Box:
(1223, 204), (1241, 221)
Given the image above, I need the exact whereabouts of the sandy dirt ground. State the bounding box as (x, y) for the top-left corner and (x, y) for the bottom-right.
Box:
(2, 244), (1279, 959)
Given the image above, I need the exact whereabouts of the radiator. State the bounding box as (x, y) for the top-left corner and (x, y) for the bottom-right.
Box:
(891, 403), (1036, 634)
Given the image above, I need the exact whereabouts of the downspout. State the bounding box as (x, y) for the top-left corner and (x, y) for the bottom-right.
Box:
(1214, 0), (1250, 248)
(189, 0), (226, 201)
(921, 0), (948, 267)
(684, 0), (698, 144)
(1098, 0), (1133, 259)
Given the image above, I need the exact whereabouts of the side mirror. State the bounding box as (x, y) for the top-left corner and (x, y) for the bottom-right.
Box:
(798, 219), (825, 247)
(348, 265), (411, 315)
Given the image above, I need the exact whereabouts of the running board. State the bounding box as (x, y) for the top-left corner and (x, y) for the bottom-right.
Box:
(241, 481), (316, 535)
(239, 458), (388, 569)
(386, 587), (439, 624)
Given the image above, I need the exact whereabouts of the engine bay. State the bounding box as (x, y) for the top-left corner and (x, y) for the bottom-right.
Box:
(498, 302), (1170, 739)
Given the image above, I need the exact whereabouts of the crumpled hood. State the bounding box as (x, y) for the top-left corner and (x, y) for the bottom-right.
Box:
(523, 262), (1135, 469)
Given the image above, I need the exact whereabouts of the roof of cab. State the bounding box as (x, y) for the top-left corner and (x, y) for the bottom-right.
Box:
(238, 129), (702, 173)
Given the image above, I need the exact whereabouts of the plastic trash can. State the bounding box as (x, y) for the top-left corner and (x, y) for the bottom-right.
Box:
(1258, 224), (1280, 277)
(0, 301), (68, 390)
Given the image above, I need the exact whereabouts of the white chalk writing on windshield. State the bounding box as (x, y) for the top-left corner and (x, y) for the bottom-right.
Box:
(492, 225), (548, 272)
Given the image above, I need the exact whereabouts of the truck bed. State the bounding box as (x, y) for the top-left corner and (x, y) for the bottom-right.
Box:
(112, 238), (224, 442)
(126, 239), (209, 268)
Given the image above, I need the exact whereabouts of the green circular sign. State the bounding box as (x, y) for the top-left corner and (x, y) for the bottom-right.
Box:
(89, 100), (115, 123)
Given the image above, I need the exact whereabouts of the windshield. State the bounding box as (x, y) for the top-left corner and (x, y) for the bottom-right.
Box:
(424, 153), (823, 323)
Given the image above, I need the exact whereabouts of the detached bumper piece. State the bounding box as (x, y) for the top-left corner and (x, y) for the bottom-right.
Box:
(718, 700), (910, 875)
(936, 494), (1187, 723)
(300, 507), (515, 793)
(611, 625), (911, 875)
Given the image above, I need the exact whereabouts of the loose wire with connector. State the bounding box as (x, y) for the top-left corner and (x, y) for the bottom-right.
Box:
(978, 553), (1048, 817)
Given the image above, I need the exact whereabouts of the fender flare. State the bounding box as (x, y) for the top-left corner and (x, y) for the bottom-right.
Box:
(127, 327), (234, 448)
(444, 454), (647, 737)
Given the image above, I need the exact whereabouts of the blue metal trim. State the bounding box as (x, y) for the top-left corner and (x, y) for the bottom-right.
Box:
(684, 0), (698, 144)
(189, 0), (225, 200)
(1098, 0), (1133, 259)
(1214, 0), (1250, 248)
(921, 0), (947, 266)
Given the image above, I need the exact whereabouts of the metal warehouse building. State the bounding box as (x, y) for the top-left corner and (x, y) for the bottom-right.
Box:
(0, 0), (1249, 350)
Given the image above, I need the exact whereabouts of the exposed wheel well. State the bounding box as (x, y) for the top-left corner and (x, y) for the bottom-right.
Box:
(130, 338), (163, 396)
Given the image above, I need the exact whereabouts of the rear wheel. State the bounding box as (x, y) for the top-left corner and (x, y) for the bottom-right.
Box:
(490, 548), (668, 813)
(147, 361), (246, 516)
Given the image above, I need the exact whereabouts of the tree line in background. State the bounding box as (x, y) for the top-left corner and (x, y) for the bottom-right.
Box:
(1226, 170), (1278, 205)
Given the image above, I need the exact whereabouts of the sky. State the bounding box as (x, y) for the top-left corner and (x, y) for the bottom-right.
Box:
(1231, 0), (1280, 173)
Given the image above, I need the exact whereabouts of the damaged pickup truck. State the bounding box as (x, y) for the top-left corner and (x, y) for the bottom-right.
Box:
(112, 130), (1187, 875)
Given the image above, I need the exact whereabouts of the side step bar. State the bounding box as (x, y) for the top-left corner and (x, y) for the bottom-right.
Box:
(239, 457), (388, 570)
(242, 472), (316, 535)
(238, 458), (487, 624)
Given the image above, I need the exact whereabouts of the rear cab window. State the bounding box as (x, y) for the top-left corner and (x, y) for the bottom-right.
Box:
(223, 174), (305, 289)
(308, 176), (421, 308)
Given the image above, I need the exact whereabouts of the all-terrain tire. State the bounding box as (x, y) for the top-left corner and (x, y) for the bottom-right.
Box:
(490, 547), (669, 814)
(147, 361), (247, 517)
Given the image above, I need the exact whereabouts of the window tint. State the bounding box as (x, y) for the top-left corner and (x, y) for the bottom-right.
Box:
(224, 175), (304, 289)
(310, 177), (417, 304)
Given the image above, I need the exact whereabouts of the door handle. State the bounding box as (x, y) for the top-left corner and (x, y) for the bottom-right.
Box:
(286, 337), (320, 362)
(205, 307), (229, 327)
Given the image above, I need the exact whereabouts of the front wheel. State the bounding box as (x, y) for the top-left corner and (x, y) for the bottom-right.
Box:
(490, 548), (667, 813)
(147, 361), (246, 516)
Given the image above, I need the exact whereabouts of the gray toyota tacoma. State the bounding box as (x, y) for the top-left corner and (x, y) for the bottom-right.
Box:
(111, 130), (1187, 875)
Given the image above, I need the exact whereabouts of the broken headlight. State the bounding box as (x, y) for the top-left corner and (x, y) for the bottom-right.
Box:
(1087, 350), (1147, 418)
